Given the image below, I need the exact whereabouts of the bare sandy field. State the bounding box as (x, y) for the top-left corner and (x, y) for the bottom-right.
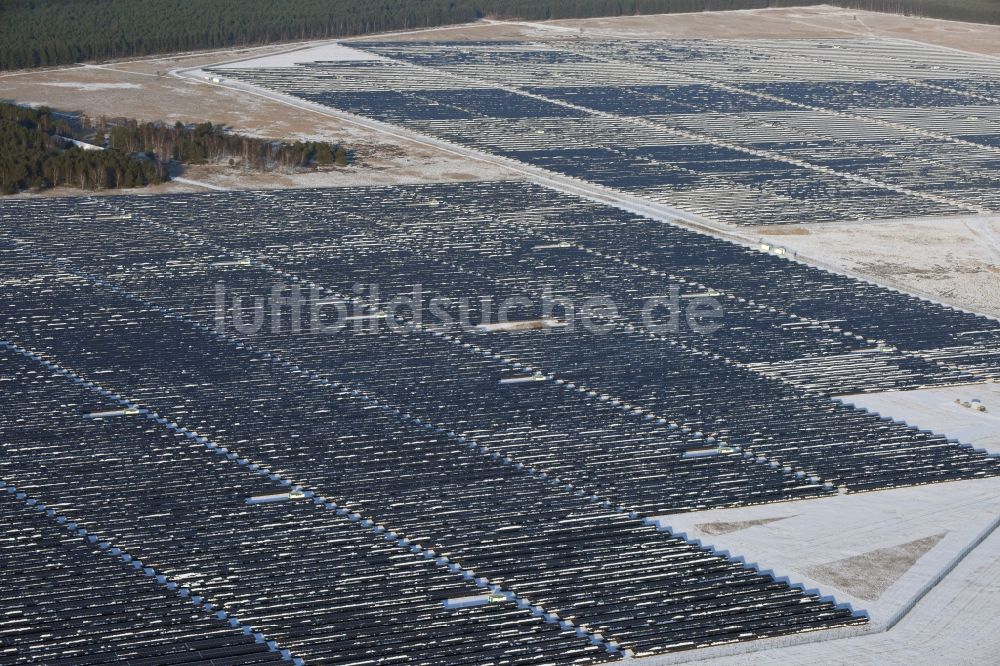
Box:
(353, 5), (1000, 56)
(752, 215), (1000, 318)
(0, 49), (518, 188)
(546, 5), (1000, 55)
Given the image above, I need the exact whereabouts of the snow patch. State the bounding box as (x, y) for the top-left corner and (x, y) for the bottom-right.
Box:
(214, 43), (381, 69)
(841, 381), (1000, 455)
(654, 475), (1000, 627)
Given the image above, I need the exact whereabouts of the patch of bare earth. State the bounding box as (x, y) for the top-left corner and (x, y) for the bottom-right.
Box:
(752, 216), (1000, 319)
(543, 5), (1000, 55)
(6, 181), (204, 198)
(806, 533), (947, 601)
(353, 5), (1000, 56)
(761, 227), (812, 236)
(696, 516), (793, 536)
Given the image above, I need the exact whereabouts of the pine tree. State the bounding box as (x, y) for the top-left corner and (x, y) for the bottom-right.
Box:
(335, 145), (349, 167)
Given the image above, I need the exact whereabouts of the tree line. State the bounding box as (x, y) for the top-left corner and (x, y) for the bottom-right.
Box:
(0, 102), (350, 194)
(0, 103), (166, 194)
(1, 1), (997, 71)
(2, 0), (996, 71)
(0, 1), (763, 70)
(102, 119), (349, 169)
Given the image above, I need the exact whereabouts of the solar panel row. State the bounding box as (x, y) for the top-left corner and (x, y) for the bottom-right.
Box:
(5, 176), (999, 660)
(0, 266), (866, 658)
(0, 349), (621, 664)
(211, 37), (1000, 225)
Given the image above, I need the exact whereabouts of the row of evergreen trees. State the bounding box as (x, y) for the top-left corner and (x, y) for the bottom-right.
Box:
(0, 103), (166, 194)
(103, 119), (350, 169)
(834, 0), (1000, 24)
(0, 103), (350, 194)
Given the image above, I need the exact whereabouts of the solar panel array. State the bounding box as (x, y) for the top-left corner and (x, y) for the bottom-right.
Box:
(0, 351), (617, 665)
(2, 178), (999, 660)
(213, 37), (1000, 225)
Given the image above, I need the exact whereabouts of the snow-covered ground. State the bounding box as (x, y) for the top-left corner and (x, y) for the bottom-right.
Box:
(213, 43), (379, 69)
(668, 518), (1000, 665)
(643, 476), (1000, 663)
(840, 382), (1000, 456)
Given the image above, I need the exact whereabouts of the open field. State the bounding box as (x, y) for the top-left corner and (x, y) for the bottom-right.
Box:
(352, 5), (1000, 55)
(755, 215), (1000, 318)
(547, 5), (1000, 54)
(0, 46), (519, 192)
